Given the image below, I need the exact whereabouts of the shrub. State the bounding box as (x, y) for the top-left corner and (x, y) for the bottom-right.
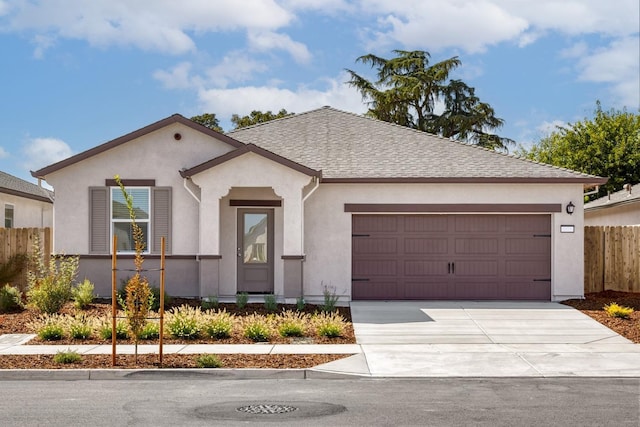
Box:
(137, 321), (160, 340)
(201, 296), (219, 310)
(150, 286), (171, 311)
(202, 310), (234, 339)
(277, 311), (308, 337)
(236, 292), (249, 309)
(196, 354), (222, 368)
(166, 305), (202, 339)
(53, 350), (82, 364)
(27, 246), (79, 314)
(72, 279), (95, 309)
(0, 284), (24, 313)
(313, 312), (346, 338)
(37, 319), (65, 341)
(604, 302), (634, 319)
(69, 316), (93, 340)
(97, 318), (129, 340)
(319, 283), (340, 313)
(264, 294), (278, 312)
(296, 296), (306, 311)
(243, 315), (272, 342)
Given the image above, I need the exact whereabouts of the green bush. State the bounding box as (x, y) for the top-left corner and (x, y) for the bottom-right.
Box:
(27, 252), (79, 314)
(196, 354), (222, 368)
(202, 311), (234, 339)
(38, 322), (65, 341)
(98, 319), (129, 340)
(69, 316), (93, 340)
(243, 315), (271, 342)
(201, 296), (219, 310)
(72, 279), (95, 309)
(319, 284), (340, 313)
(295, 296), (306, 311)
(137, 321), (160, 340)
(150, 286), (171, 311)
(277, 311), (308, 337)
(236, 292), (249, 309)
(0, 284), (24, 313)
(166, 305), (202, 339)
(313, 312), (346, 338)
(264, 294), (278, 312)
(604, 302), (634, 319)
(53, 350), (82, 364)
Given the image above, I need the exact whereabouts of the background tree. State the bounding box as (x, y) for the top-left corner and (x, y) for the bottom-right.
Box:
(346, 50), (513, 151)
(516, 102), (640, 198)
(190, 113), (223, 132)
(231, 109), (294, 129)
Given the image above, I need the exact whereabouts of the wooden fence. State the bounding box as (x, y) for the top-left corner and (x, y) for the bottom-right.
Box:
(0, 227), (51, 292)
(585, 226), (640, 293)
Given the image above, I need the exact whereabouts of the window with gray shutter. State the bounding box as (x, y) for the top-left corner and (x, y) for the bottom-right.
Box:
(89, 187), (109, 253)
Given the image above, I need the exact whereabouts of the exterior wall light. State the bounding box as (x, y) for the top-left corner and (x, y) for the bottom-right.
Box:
(566, 201), (575, 215)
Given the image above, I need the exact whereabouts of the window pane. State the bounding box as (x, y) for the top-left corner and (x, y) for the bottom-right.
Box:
(4, 205), (13, 228)
(114, 222), (148, 252)
(112, 188), (149, 220)
(243, 213), (268, 264)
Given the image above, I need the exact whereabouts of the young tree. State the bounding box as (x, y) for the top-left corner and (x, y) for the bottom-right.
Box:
(231, 109), (294, 129)
(346, 50), (513, 151)
(516, 102), (640, 198)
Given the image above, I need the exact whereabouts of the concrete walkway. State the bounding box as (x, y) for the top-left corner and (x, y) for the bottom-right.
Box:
(312, 301), (640, 377)
(3, 301), (640, 378)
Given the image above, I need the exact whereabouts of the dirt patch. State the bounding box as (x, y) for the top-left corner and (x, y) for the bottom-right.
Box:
(562, 291), (640, 343)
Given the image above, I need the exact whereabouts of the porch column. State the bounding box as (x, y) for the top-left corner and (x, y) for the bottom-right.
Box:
(274, 185), (304, 299)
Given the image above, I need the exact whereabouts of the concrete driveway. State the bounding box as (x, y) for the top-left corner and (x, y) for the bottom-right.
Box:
(313, 301), (640, 377)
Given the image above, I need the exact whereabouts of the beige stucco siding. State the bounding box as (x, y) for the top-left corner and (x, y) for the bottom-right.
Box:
(302, 183), (585, 302)
(43, 123), (236, 254)
(585, 203), (640, 225)
(0, 193), (52, 228)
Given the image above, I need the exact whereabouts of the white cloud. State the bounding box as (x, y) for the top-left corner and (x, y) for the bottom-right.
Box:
(22, 137), (73, 172)
(196, 72), (366, 119)
(536, 120), (566, 135)
(560, 41), (589, 59)
(0, 146), (9, 159)
(2, 0), (293, 55)
(153, 62), (200, 90)
(0, 1), (9, 16)
(575, 37), (640, 108)
(205, 52), (269, 87)
(247, 31), (311, 64)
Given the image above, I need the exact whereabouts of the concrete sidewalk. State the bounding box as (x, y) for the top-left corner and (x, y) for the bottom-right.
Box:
(312, 301), (640, 377)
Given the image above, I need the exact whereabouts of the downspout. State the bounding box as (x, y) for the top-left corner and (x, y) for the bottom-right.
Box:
(584, 185), (599, 198)
(300, 176), (320, 298)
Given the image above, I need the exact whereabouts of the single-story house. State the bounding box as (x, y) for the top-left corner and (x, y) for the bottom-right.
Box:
(584, 184), (640, 226)
(32, 107), (606, 302)
(0, 170), (53, 228)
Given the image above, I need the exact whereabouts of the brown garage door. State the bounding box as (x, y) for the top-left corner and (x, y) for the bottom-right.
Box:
(352, 214), (551, 300)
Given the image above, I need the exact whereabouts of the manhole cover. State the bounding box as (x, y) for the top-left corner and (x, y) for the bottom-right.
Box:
(236, 404), (298, 415)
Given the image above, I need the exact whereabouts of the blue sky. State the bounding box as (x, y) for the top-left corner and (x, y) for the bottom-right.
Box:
(1, 0), (638, 185)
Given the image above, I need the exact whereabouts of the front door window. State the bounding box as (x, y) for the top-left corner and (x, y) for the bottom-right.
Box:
(243, 213), (268, 264)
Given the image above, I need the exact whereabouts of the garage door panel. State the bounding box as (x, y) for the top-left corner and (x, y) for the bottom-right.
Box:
(404, 260), (449, 276)
(454, 238), (499, 254)
(353, 237), (398, 254)
(501, 282), (551, 300)
(504, 215), (551, 232)
(404, 215), (448, 232)
(352, 281), (400, 300)
(505, 259), (550, 277)
(353, 260), (397, 277)
(505, 238), (550, 254)
(353, 215), (399, 233)
(405, 238), (448, 254)
(454, 260), (499, 277)
(405, 281), (450, 299)
(455, 215), (499, 232)
(454, 282), (499, 299)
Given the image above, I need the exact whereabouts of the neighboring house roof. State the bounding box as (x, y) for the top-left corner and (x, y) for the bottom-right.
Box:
(31, 114), (244, 178)
(584, 184), (640, 211)
(0, 171), (53, 203)
(229, 107), (606, 184)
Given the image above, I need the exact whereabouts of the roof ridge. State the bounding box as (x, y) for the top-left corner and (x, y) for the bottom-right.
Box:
(227, 106), (333, 134)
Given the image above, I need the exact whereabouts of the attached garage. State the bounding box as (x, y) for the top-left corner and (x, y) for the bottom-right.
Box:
(352, 214), (552, 300)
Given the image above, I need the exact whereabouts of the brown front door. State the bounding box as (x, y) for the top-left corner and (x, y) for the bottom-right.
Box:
(352, 214), (551, 300)
(237, 209), (274, 294)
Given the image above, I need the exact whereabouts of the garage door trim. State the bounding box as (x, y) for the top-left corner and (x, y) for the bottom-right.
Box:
(345, 203), (562, 213)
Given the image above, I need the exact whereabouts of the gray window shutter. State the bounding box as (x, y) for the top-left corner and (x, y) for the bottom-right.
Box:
(152, 187), (172, 254)
(89, 187), (109, 254)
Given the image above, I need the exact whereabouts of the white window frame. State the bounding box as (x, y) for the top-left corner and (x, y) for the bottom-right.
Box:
(110, 187), (150, 254)
(4, 203), (14, 228)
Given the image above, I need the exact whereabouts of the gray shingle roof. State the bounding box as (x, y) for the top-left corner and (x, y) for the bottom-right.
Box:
(228, 106), (605, 183)
(585, 184), (640, 211)
(0, 171), (53, 203)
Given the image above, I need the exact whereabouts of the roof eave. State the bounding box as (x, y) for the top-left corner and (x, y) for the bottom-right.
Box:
(321, 177), (609, 184)
(0, 187), (53, 203)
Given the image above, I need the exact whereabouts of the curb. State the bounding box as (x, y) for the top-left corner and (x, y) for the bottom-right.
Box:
(0, 368), (364, 381)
